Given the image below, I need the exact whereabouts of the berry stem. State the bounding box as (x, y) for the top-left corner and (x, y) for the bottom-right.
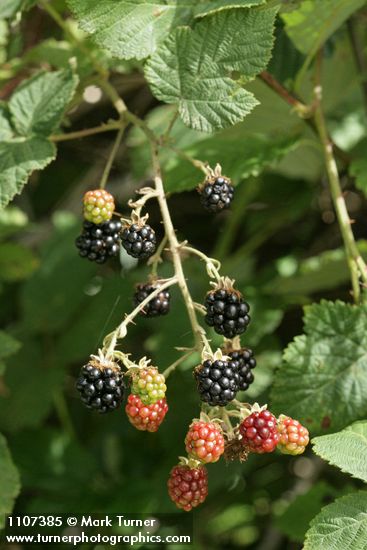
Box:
(313, 50), (367, 301)
(50, 120), (123, 142)
(99, 125), (126, 189)
(162, 350), (196, 379)
(164, 144), (211, 177)
(150, 142), (212, 353)
(102, 276), (178, 360)
(182, 245), (222, 283)
(148, 234), (169, 278)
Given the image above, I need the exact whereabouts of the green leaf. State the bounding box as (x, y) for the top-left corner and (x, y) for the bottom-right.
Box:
(275, 482), (341, 543)
(350, 157), (367, 197)
(0, 331), (20, 360)
(0, 206), (28, 239)
(20, 219), (96, 334)
(0, 0), (23, 18)
(145, 7), (277, 132)
(0, 137), (56, 209)
(0, 103), (13, 140)
(271, 300), (367, 435)
(312, 421), (367, 482)
(0, 242), (38, 281)
(9, 68), (78, 137)
(266, 241), (367, 296)
(282, 0), (366, 56)
(0, 433), (20, 529)
(194, 0), (265, 18)
(67, 0), (195, 61)
(164, 134), (298, 192)
(0, 337), (64, 432)
(304, 492), (367, 550)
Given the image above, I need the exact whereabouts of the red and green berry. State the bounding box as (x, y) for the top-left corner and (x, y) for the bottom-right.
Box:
(185, 420), (225, 464)
(125, 394), (168, 432)
(277, 415), (309, 455)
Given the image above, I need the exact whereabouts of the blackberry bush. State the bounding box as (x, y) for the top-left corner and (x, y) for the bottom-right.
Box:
(75, 220), (122, 263)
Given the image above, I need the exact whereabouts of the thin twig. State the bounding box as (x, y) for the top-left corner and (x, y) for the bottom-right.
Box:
(313, 50), (367, 301)
(150, 143), (212, 354)
(50, 121), (122, 142)
(99, 125), (126, 189)
(103, 277), (178, 359)
(162, 350), (196, 379)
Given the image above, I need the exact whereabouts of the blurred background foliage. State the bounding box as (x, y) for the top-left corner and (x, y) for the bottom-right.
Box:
(0, 1), (367, 549)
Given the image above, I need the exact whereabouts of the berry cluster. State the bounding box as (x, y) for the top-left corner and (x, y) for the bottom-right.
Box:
(76, 220), (122, 263)
(75, 175), (310, 516)
(76, 360), (125, 413)
(121, 223), (156, 259)
(205, 287), (250, 338)
(133, 283), (170, 317)
(199, 176), (234, 212)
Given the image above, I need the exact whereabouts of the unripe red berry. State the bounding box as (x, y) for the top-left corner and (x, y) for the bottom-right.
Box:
(125, 394), (168, 432)
(277, 415), (309, 455)
(167, 465), (208, 512)
(185, 420), (224, 464)
(239, 409), (280, 454)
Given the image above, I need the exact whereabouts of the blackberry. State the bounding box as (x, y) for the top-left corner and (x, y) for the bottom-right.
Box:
(194, 358), (239, 406)
(205, 288), (250, 338)
(228, 348), (256, 391)
(75, 219), (122, 264)
(133, 283), (170, 317)
(76, 360), (125, 413)
(121, 223), (156, 259)
(199, 176), (234, 212)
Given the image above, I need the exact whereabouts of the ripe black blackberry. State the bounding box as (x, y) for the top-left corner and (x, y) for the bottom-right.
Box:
(75, 220), (122, 264)
(205, 287), (250, 338)
(228, 348), (256, 391)
(133, 283), (170, 317)
(199, 176), (234, 212)
(194, 358), (239, 406)
(76, 360), (125, 413)
(121, 223), (156, 259)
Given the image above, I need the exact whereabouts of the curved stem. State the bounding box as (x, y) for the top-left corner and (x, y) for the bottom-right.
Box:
(183, 245), (222, 283)
(162, 350), (196, 379)
(164, 144), (211, 177)
(103, 277), (178, 359)
(148, 234), (169, 278)
(313, 51), (367, 301)
(99, 125), (126, 189)
(150, 143), (212, 354)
